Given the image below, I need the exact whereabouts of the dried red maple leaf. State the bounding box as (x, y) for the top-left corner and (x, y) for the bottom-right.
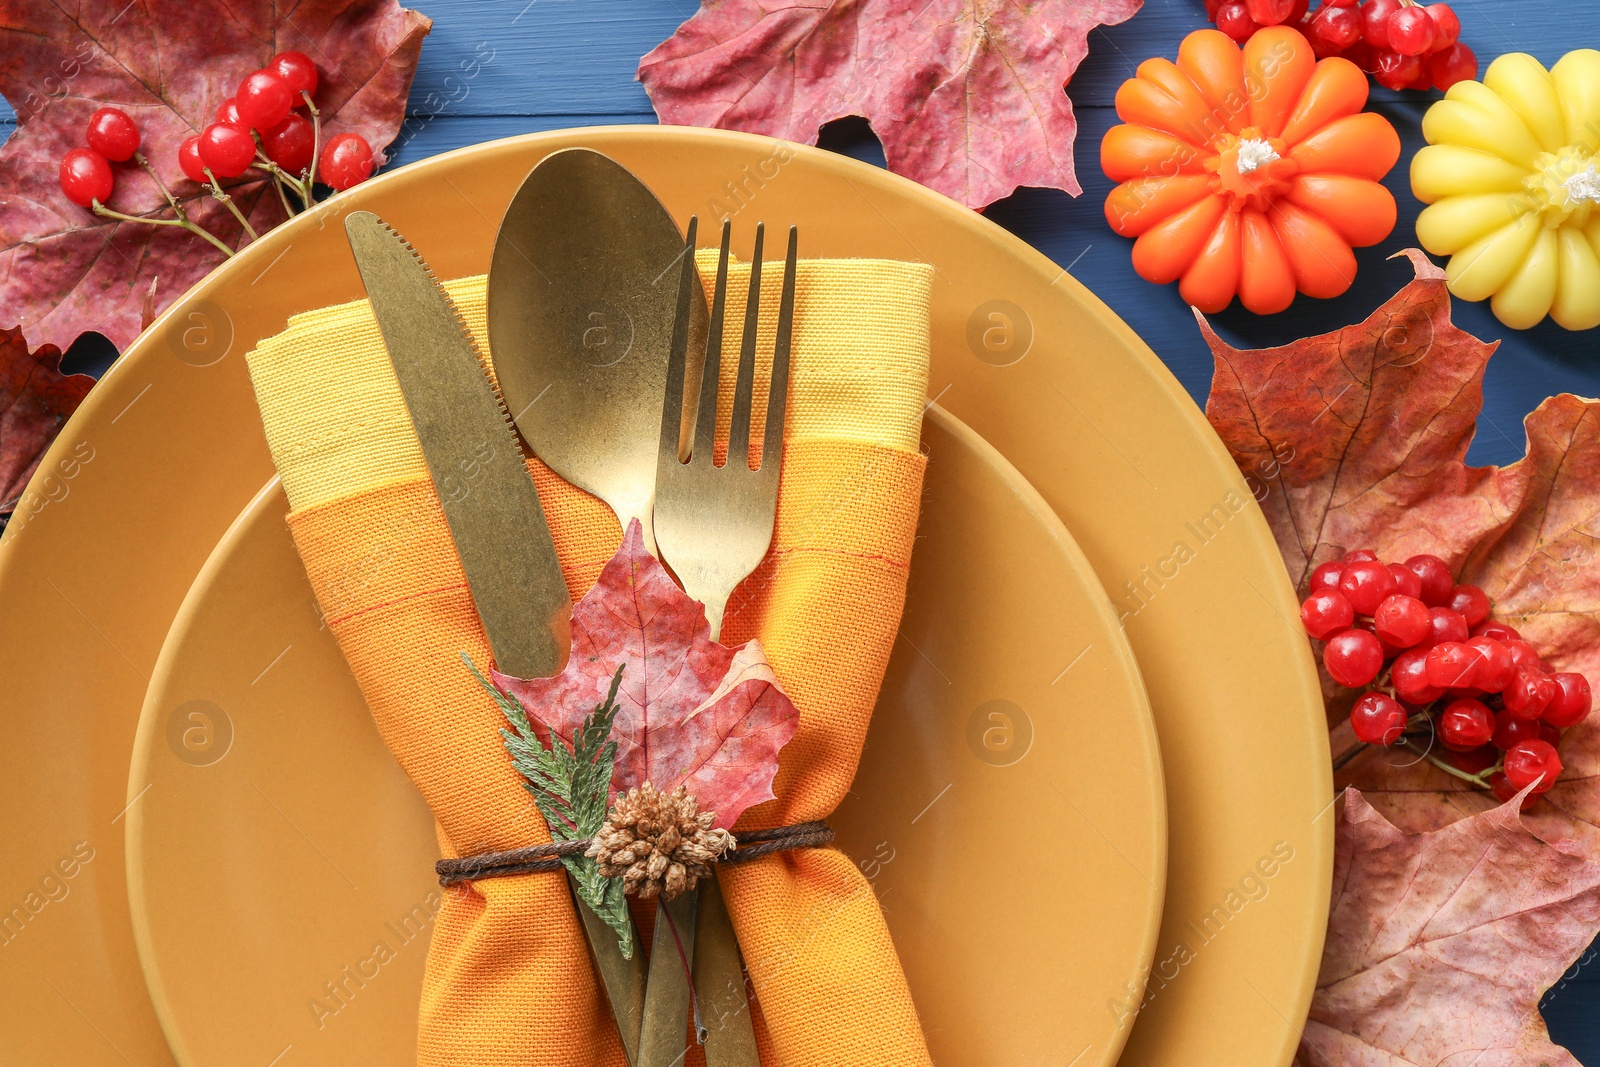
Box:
(1202, 250), (1600, 856)
(637, 0), (1142, 210)
(1298, 789), (1600, 1067)
(494, 521), (799, 829)
(0, 324), (93, 517)
(0, 0), (430, 352)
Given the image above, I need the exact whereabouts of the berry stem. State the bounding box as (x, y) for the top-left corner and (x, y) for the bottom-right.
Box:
(91, 200), (235, 258)
(257, 154), (299, 219)
(1400, 738), (1499, 789)
(302, 90), (322, 208)
(133, 152), (187, 219)
(202, 168), (260, 241)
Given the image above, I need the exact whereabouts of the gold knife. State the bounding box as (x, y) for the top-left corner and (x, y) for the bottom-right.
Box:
(344, 210), (647, 1065)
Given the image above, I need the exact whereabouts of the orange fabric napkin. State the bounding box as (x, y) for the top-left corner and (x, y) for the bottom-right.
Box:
(246, 259), (933, 1066)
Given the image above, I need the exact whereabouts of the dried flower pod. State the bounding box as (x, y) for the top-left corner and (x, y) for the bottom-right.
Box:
(587, 782), (736, 900)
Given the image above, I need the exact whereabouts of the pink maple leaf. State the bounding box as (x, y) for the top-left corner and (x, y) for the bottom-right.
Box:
(492, 520), (798, 829)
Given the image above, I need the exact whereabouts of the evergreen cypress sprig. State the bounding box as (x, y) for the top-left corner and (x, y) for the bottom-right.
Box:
(463, 654), (634, 957)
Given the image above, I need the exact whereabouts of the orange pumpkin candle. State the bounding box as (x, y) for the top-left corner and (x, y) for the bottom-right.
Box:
(1101, 26), (1402, 314)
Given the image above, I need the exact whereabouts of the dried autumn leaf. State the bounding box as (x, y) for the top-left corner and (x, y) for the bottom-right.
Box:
(493, 520), (799, 829)
(1202, 249), (1600, 855)
(637, 0), (1142, 210)
(0, 0), (430, 352)
(1298, 789), (1600, 1067)
(0, 324), (93, 516)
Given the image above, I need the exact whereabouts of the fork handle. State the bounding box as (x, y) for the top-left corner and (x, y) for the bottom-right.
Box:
(695, 877), (763, 1065)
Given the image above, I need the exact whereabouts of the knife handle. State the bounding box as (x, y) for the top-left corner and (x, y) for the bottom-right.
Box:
(571, 874), (647, 1066)
(695, 877), (762, 1065)
(638, 891), (700, 1067)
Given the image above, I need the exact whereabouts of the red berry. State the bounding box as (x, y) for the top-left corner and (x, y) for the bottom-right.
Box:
(236, 69), (294, 130)
(1205, 0), (1225, 18)
(1489, 771), (1542, 810)
(319, 132), (375, 190)
(85, 107), (140, 162)
(1325, 629), (1385, 687)
(1427, 3), (1461, 46)
(1504, 739), (1562, 794)
(1309, 560), (1344, 593)
(1466, 636), (1512, 692)
(1493, 708), (1559, 751)
(58, 147), (113, 207)
(1445, 744), (1498, 775)
(1374, 50), (1426, 90)
(1471, 619), (1519, 642)
(1323, 0), (1359, 6)
(1426, 641), (1477, 689)
(270, 50), (319, 97)
(198, 122), (256, 179)
(1392, 648), (1446, 704)
(1503, 638), (1542, 673)
(1387, 563), (1423, 600)
(1545, 673), (1593, 728)
(1373, 594), (1430, 648)
(261, 113), (315, 175)
(1339, 559), (1397, 615)
(1404, 554), (1454, 607)
(216, 98), (246, 129)
(1362, 0), (1401, 47)
(1355, 692), (1410, 744)
(1431, 42), (1478, 90)
(1351, 691), (1408, 745)
(1309, 4), (1362, 52)
(177, 136), (207, 184)
(1343, 549), (1380, 562)
(1504, 666), (1558, 720)
(1439, 697), (1494, 751)
(1387, 6), (1435, 55)
(1301, 589), (1355, 640)
(1247, 0), (1297, 24)
(1216, 2), (1259, 42)
(1423, 606), (1470, 648)
(1448, 584), (1490, 627)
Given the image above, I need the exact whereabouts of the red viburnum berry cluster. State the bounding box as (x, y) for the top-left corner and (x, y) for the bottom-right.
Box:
(1203, 0), (1478, 91)
(1301, 549), (1592, 808)
(56, 52), (376, 258)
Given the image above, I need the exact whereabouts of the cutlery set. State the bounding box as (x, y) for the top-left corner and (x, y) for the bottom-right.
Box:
(344, 147), (797, 1067)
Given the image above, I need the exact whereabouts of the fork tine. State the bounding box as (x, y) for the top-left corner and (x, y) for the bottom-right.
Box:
(659, 216), (699, 467)
(692, 220), (733, 463)
(759, 225), (797, 474)
(727, 222), (765, 469)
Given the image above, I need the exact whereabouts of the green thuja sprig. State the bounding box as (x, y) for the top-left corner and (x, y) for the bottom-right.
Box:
(463, 654), (634, 958)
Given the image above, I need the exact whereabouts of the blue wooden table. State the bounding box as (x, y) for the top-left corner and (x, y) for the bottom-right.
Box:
(5, 0), (1597, 1057)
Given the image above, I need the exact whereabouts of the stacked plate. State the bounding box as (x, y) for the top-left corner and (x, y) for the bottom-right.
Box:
(0, 127), (1331, 1067)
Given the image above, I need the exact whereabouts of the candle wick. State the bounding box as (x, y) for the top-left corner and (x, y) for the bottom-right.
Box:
(1235, 139), (1280, 175)
(1562, 164), (1600, 204)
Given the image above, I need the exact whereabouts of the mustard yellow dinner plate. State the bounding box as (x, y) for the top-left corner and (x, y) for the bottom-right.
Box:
(124, 405), (1164, 1066)
(0, 126), (1329, 1067)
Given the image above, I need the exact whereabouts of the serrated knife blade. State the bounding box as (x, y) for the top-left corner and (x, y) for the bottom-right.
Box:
(343, 210), (569, 679)
(343, 210), (646, 1064)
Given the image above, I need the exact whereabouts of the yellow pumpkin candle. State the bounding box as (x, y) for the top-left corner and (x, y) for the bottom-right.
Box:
(1102, 26), (1400, 315)
(1413, 49), (1600, 330)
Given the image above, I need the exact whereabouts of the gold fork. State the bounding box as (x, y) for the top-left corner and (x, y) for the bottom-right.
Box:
(639, 216), (796, 1067)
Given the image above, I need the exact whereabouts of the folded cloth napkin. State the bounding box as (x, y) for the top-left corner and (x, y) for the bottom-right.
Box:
(246, 254), (934, 1067)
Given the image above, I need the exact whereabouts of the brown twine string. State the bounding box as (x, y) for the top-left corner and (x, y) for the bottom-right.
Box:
(435, 820), (835, 887)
